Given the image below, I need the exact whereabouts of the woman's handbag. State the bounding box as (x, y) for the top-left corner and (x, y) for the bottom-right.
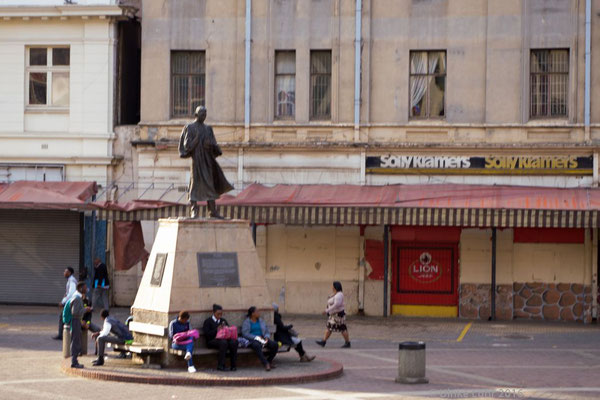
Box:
(216, 326), (238, 340)
(173, 329), (200, 345)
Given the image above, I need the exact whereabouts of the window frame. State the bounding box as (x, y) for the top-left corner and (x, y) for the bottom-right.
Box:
(529, 48), (569, 120)
(274, 50), (296, 120)
(25, 46), (70, 111)
(309, 49), (332, 121)
(170, 50), (206, 119)
(408, 50), (446, 120)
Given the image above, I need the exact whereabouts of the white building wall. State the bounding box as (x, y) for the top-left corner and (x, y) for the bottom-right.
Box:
(0, 11), (118, 185)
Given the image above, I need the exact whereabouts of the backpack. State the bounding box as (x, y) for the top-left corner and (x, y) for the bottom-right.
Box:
(62, 299), (72, 325)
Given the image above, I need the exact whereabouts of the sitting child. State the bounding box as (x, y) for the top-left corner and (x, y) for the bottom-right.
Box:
(168, 310), (197, 373)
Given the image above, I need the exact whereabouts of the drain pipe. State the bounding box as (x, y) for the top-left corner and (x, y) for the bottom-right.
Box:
(244, 0), (252, 142)
(383, 224), (389, 317)
(490, 228), (497, 321)
(353, 0), (362, 142)
(585, 0), (591, 140)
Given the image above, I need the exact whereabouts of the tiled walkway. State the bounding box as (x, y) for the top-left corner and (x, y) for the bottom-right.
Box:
(1, 306), (600, 399)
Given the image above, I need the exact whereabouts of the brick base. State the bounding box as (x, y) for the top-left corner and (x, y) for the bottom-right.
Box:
(61, 357), (344, 386)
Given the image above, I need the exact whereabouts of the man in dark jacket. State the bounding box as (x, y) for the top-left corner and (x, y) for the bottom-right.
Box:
(91, 309), (133, 366)
(202, 304), (238, 371)
(92, 258), (110, 312)
(70, 281), (87, 368)
(273, 303), (315, 362)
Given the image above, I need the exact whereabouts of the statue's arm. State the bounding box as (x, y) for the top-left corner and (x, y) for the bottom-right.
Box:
(207, 126), (222, 157)
(178, 125), (199, 158)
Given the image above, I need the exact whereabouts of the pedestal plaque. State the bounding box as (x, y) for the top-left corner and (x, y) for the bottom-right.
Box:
(197, 252), (240, 287)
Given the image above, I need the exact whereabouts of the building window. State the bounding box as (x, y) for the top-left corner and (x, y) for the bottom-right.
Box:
(26, 47), (70, 108)
(410, 50), (446, 118)
(409, 51), (445, 118)
(530, 49), (568, 118)
(275, 51), (295, 119)
(171, 51), (205, 118)
(310, 50), (331, 120)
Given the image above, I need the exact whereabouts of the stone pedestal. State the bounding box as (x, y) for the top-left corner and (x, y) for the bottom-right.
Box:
(131, 218), (273, 366)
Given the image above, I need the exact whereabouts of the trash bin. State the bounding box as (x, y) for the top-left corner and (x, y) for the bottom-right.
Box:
(62, 325), (71, 359)
(395, 341), (428, 384)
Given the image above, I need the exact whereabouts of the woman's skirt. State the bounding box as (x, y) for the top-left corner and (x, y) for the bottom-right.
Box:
(326, 312), (347, 332)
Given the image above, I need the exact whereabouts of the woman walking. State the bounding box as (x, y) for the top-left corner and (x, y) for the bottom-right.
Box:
(316, 281), (351, 348)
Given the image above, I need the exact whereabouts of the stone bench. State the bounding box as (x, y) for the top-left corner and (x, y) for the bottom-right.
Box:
(109, 342), (164, 368)
(167, 333), (292, 357)
(111, 321), (290, 367)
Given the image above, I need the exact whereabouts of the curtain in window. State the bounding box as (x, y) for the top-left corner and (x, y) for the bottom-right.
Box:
(275, 52), (295, 118)
(410, 52), (427, 117)
(276, 75), (295, 117)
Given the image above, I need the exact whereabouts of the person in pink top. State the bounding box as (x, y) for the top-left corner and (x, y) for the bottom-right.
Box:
(316, 281), (351, 348)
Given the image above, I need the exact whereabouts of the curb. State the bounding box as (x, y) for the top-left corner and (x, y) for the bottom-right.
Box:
(61, 359), (343, 386)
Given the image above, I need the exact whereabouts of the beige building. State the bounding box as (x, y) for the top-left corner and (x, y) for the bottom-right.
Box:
(107, 0), (600, 322)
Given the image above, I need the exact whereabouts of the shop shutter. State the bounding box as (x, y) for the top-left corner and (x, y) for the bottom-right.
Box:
(0, 210), (80, 304)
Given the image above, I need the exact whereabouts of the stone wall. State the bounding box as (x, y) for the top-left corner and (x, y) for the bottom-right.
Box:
(513, 283), (593, 323)
(459, 282), (593, 323)
(459, 284), (513, 320)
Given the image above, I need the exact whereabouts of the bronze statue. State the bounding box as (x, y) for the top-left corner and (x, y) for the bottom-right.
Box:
(179, 106), (234, 219)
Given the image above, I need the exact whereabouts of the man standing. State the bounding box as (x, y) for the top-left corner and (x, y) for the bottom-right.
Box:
(92, 258), (109, 312)
(70, 281), (87, 369)
(91, 309), (133, 366)
(53, 267), (77, 340)
(179, 105), (234, 219)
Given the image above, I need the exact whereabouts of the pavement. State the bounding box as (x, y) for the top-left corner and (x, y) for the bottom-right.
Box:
(1, 305), (600, 399)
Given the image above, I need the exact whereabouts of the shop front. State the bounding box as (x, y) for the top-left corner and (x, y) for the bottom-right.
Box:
(98, 183), (599, 323)
(390, 227), (460, 317)
(0, 181), (97, 304)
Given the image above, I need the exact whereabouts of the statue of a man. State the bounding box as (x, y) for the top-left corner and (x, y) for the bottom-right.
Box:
(179, 106), (234, 219)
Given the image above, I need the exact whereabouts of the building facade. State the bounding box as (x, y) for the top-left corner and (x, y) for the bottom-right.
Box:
(111, 0), (599, 322)
(0, 0), (139, 304)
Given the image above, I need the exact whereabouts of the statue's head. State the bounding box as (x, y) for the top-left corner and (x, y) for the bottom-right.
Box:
(194, 105), (207, 123)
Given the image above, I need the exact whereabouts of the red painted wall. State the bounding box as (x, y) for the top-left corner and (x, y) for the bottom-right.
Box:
(365, 239), (384, 280)
(513, 228), (584, 244)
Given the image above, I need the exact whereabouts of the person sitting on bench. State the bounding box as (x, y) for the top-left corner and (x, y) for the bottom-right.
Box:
(273, 303), (315, 362)
(91, 309), (133, 366)
(202, 304), (238, 371)
(241, 306), (278, 371)
(168, 310), (197, 373)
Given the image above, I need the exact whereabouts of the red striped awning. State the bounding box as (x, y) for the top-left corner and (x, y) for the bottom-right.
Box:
(96, 184), (600, 228)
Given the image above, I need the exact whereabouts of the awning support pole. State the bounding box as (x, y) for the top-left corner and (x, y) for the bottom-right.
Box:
(383, 224), (389, 317)
(251, 222), (257, 246)
(491, 227), (497, 321)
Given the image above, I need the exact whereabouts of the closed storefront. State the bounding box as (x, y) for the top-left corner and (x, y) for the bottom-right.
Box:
(0, 209), (81, 304)
(391, 227), (461, 317)
(0, 181), (96, 305)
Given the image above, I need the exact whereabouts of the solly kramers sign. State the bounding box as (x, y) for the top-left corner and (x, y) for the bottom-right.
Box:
(366, 155), (593, 175)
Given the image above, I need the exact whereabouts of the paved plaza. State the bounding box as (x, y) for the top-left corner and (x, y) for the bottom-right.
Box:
(1, 305), (600, 399)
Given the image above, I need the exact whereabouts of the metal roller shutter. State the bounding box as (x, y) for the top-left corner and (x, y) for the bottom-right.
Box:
(0, 210), (80, 304)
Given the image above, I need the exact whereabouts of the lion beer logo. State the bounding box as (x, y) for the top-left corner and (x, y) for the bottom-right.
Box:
(408, 252), (442, 283)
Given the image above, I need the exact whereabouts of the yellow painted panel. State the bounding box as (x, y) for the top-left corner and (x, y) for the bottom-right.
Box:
(392, 305), (458, 318)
